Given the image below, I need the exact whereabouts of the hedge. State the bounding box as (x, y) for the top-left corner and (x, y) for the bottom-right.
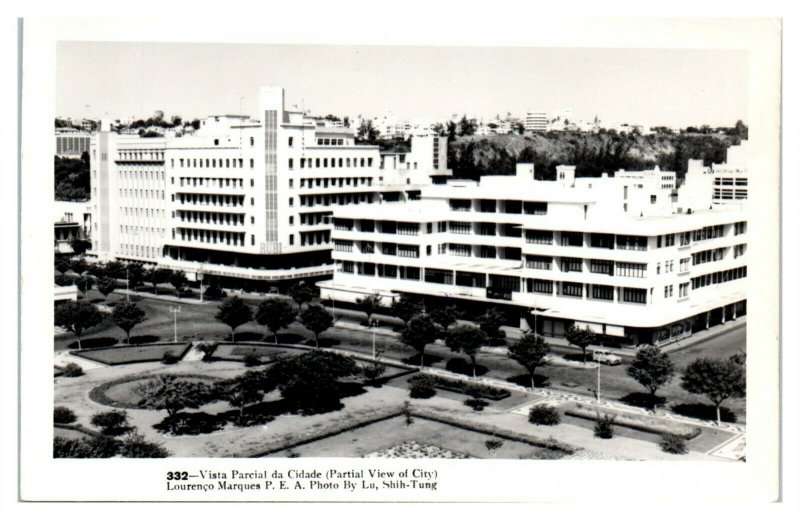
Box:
(565, 403), (701, 440)
(409, 374), (511, 401)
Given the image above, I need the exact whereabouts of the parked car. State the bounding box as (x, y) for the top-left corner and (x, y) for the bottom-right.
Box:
(592, 348), (622, 365)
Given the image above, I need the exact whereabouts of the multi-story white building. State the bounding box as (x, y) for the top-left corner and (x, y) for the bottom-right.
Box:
(684, 141), (749, 203)
(524, 111), (548, 132)
(55, 129), (92, 158)
(89, 87), (452, 288)
(320, 160), (748, 347)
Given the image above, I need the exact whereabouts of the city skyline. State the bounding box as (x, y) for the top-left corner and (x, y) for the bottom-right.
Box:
(57, 42), (748, 128)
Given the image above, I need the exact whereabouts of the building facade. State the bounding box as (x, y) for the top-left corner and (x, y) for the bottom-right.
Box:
(320, 160), (748, 347)
(55, 129), (92, 158)
(524, 111), (548, 132)
(89, 87), (451, 287)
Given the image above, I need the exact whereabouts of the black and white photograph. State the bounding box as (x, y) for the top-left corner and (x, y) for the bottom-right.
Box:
(7, 5), (791, 509)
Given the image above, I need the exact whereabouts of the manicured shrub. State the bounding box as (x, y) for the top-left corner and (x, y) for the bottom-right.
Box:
(63, 362), (84, 377)
(362, 363), (387, 386)
(90, 409), (130, 436)
(161, 352), (180, 365)
(660, 433), (688, 454)
(53, 435), (121, 458)
(594, 414), (615, 439)
(409, 376), (436, 399)
(409, 374), (510, 400)
(118, 433), (170, 458)
(464, 397), (489, 411)
(54, 406), (76, 424)
(243, 353), (262, 367)
(528, 405), (561, 426)
(196, 341), (219, 362)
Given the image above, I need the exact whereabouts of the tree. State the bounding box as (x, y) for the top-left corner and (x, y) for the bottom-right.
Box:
(515, 122), (525, 135)
(458, 115), (476, 136)
(90, 409), (130, 436)
(104, 260), (126, 279)
(477, 307), (506, 346)
(626, 345), (675, 409)
(126, 263), (145, 290)
(97, 277), (117, 299)
(111, 302), (147, 343)
(255, 298), (296, 344)
(75, 275), (94, 296)
(266, 350), (359, 413)
(391, 294), (423, 324)
(287, 282), (313, 310)
(564, 325), (596, 363)
(400, 313), (438, 368)
(54, 300), (104, 349)
(134, 375), (213, 432)
(300, 304), (333, 347)
(215, 296), (252, 342)
(190, 119), (200, 130)
(70, 238), (91, 255)
(430, 305), (463, 333)
(355, 292), (383, 323)
(508, 333), (550, 388)
(145, 267), (171, 295)
(168, 270), (188, 296)
(446, 120), (457, 141)
(213, 371), (275, 425)
(171, 115), (183, 127)
(356, 120), (380, 144)
(681, 356), (746, 424)
(446, 324), (487, 378)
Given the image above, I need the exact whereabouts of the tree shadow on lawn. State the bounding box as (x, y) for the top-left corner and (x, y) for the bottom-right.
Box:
(444, 358), (489, 377)
(276, 333), (306, 344)
(401, 352), (444, 367)
(304, 337), (341, 348)
(128, 335), (161, 345)
(671, 402), (738, 423)
(620, 392), (667, 411)
(506, 373), (551, 388)
(66, 336), (119, 350)
(562, 353), (593, 363)
(227, 331), (266, 342)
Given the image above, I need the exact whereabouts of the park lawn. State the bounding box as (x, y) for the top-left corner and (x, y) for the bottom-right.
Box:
(266, 415), (560, 459)
(74, 343), (192, 365)
(55, 292), (746, 423)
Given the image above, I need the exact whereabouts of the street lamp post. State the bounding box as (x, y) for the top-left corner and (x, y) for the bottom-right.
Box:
(198, 264), (205, 303)
(371, 319), (377, 359)
(596, 363), (601, 403)
(169, 305), (181, 343)
(125, 265), (130, 302)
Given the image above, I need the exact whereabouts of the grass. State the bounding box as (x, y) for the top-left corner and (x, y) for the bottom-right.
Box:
(56, 291), (747, 423)
(89, 373), (221, 409)
(73, 343), (191, 365)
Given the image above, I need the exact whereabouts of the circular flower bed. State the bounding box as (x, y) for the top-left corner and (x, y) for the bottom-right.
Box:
(89, 374), (221, 410)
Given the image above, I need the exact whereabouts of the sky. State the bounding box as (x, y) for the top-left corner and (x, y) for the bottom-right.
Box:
(56, 41), (748, 128)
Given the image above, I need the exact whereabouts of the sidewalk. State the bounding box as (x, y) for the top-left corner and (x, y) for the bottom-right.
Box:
(116, 289), (212, 306)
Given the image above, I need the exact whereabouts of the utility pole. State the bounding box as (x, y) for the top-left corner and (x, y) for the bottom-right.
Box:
(198, 264), (205, 303)
(169, 305), (181, 343)
(125, 265), (130, 302)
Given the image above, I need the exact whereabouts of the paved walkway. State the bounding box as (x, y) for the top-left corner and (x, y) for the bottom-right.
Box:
(54, 350), (107, 371)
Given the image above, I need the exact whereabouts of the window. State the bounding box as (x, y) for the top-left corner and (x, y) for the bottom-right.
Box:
(525, 230), (553, 244)
(289, 159), (294, 169)
(250, 159), (254, 168)
(289, 235), (294, 245)
(622, 288), (647, 304)
(449, 244), (471, 257)
(450, 199), (472, 212)
(560, 231), (583, 247)
(561, 257), (583, 273)
(650, 195), (657, 204)
(615, 262), (647, 278)
(591, 285), (614, 301)
(679, 282), (689, 298)
(590, 259), (614, 275)
(526, 255), (552, 270)
(523, 201), (548, 215)
(288, 137), (294, 147)
(528, 279), (553, 294)
(250, 137), (254, 146)
(289, 197), (294, 207)
(590, 233), (614, 249)
(449, 221), (471, 234)
(616, 235), (647, 251)
(425, 268), (453, 285)
(562, 282), (583, 297)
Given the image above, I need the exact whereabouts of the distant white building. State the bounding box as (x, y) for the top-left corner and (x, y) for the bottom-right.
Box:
(524, 111), (548, 132)
(55, 129), (92, 158)
(684, 141), (749, 204)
